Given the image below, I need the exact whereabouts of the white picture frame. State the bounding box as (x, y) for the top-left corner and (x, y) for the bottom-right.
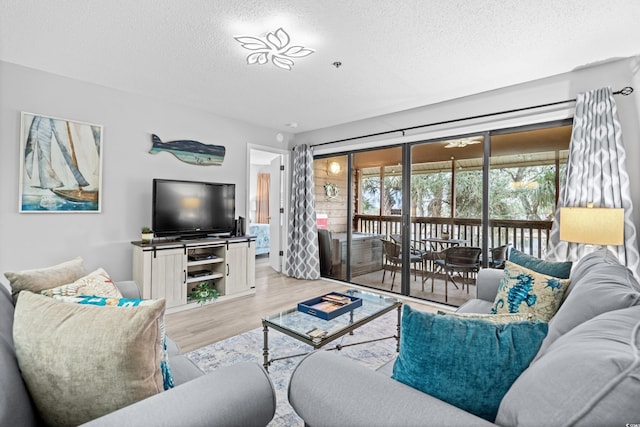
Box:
(19, 112), (103, 213)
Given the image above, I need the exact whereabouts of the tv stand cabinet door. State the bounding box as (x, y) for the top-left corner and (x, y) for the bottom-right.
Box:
(150, 248), (187, 308)
(225, 242), (253, 295)
(247, 240), (256, 289)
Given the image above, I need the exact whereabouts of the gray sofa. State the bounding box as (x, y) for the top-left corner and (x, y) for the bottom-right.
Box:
(289, 249), (640, 426)
(1, 280), (276, 427)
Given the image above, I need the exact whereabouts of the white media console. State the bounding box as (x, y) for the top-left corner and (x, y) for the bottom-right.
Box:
(131, 236), (256, 313)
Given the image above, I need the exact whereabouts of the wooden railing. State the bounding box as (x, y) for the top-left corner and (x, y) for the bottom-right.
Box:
(353, 214), (553, 259)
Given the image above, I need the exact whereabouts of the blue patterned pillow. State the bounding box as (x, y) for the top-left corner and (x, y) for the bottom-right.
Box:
(392, 305), (548, 422)
(54, 295), (174, 390)
(509, 248), (572, 279)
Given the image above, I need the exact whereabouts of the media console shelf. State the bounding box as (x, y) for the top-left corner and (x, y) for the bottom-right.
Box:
(131, 236), (256, 313)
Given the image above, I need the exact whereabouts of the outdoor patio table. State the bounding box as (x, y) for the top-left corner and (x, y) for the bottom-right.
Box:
(422, 237), (469, 252)
(421, 237), (469, 285)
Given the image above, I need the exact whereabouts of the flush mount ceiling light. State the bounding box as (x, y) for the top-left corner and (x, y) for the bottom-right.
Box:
(234, 27), (314, 71)
(443, 137), (483, 148)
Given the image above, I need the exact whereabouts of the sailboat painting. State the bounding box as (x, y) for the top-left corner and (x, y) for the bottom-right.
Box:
(19, 112), (103, 212)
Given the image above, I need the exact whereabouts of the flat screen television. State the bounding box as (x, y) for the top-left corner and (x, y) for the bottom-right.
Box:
(152, 179), (235, 239)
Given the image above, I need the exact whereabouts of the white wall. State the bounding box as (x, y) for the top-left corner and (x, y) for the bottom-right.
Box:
(0, 61), (290, 286)
(3, 56), (640, 288)
(295, 56), (640, 245)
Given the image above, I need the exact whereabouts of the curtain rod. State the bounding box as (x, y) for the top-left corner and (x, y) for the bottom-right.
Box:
(311, 86), (634, 148)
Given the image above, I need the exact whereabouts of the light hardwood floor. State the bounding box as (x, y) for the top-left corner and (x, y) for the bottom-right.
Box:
(165, 256), (450, 353)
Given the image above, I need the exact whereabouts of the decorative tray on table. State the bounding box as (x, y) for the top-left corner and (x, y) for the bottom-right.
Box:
(297, 292), (363, 321)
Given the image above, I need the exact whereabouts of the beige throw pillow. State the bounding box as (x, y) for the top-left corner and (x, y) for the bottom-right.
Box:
(13, 291), (166, 426)
(438, 311), (534, 323)
(490, 261), (571, 321)
(41, 267), (122, 299)
(5, 257), (86, 298)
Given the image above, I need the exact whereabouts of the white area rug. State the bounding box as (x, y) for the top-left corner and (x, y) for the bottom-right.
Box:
(186, 310), (399, 426)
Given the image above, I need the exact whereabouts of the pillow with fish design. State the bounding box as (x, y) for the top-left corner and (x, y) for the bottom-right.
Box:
(491, 261), (571, 322)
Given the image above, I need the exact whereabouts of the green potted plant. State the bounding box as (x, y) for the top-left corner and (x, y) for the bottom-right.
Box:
(141, 226), (154, 242)
(191, 282), (219, 306)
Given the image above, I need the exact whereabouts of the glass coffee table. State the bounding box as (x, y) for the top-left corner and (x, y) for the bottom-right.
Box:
(261, 289), (402, 371)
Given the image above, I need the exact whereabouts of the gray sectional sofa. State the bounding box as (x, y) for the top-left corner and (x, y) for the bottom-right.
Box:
(289, 249), (640, 426)
(1, 280), (276, 426)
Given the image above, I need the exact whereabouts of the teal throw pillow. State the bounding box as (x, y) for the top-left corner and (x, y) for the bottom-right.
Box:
(392, 305), (548, 422)
(54, 295), (175, 391)
(509, 248), (572, 279)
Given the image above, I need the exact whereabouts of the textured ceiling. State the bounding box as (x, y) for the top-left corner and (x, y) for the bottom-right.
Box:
(2, 1), (639, 133)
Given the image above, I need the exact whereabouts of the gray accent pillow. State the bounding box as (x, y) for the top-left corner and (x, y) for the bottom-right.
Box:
(13, 291), (166, 426)
(534, 256), (640, 359)
(496, 305), (640, 426)
(5, 257), (86, 298)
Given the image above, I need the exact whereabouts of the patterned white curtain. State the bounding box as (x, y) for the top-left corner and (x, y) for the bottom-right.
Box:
(285, 144), (320, 279)
(547, 87), (640, 278)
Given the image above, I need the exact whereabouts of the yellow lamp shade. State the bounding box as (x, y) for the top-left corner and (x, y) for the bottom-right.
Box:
(559, 207), (624, 246)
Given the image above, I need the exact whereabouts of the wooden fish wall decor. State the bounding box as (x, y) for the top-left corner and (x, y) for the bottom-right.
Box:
(149, 134), (225, 165)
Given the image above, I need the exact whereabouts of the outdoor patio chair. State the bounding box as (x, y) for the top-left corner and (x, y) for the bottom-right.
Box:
(380, 239), (423, 291)
(431, 246), (482, 302)
(390, 233), (433, 275)
(488, 244), (510, 269)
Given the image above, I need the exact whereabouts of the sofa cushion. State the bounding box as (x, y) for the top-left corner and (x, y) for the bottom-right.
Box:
(167, 355), (206, 385)
(496, 305), (640, 426)
(535, 253), (640, 358)
(509, 248), (572, 279)
(13, 291), (167, 426)
(41, 267), (122, 299)
(490, 261), (570, 321)
(455, 297), (494, 314)
(565, 248), (634, 297)
(392, 305), (548, 422)
(0, 286), (37, 427)
(5, 257), (86, 298)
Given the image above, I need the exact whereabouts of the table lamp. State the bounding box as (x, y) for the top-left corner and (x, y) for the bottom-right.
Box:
(559, 203), (624, 246)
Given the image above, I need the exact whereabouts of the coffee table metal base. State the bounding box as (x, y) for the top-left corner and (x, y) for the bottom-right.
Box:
(262, 303), (401, 371)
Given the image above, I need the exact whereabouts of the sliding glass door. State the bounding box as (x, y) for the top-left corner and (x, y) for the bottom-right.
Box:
(488, 125), (571, 260)
(313, 155), (348, 281)
(409, 136), (484, 305)
(313, 121), (571, 307)
(351, 147), (404, 291)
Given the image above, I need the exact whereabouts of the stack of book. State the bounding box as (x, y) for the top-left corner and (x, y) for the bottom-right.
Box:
(311, 294), (352, 313)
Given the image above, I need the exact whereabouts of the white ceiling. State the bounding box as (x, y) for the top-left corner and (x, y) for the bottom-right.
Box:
(2, 1), (639, 133)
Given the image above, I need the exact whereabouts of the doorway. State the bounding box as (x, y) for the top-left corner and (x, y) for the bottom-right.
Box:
(247, 145), (289, 273)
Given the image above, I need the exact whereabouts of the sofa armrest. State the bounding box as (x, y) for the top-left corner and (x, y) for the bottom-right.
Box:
(475, 268), (504, 302)
(115, 281), (142, 299)
(82, 362), (276, 427)
(289, 351), (495, 427)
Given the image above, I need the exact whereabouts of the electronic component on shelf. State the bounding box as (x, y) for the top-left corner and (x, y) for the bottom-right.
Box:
(189, 254), (215, 261)
(189, 270), (211, 277)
